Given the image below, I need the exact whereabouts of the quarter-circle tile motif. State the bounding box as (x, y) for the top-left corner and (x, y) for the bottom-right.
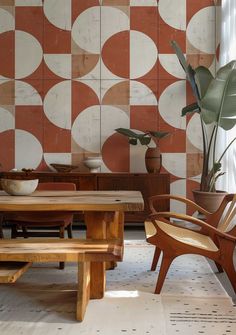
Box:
(72, 6), (100, 54)
(15, 129), (43, 169)
(43, 0), (71, 30)
(159, 0), (186, 30)
(186, 6), (216, 54)
(44, 80), (71, 129)
(15, 30), (43, 79)
(186, 114), (203, 151)
(15, 81), (42, 105)
(159, 81), (186, 130)
(0, 8), (14, 33)
(0, 107), (14, 132)
(130, 30), (157, 79)
(44, 54), (72, 79)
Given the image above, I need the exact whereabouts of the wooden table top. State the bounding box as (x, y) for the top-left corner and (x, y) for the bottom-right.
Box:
(0, 190), (144, 212)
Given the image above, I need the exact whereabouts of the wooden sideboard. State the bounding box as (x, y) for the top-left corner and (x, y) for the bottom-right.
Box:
(0, 172), (170, 224)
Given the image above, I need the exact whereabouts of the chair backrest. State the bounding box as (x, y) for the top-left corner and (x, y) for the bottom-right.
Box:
(218, 194), (236, 233)
(37, 182), (76, 191)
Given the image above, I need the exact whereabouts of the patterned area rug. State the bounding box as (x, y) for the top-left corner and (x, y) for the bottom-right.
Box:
(0, 240), (235, 335)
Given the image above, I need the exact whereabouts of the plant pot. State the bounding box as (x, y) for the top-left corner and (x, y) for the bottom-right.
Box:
(145, 147), (162, 173)
(192, 189), (227, 213)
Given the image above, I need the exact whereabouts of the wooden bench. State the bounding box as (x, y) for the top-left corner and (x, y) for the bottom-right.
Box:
(0, 238), (123, 321)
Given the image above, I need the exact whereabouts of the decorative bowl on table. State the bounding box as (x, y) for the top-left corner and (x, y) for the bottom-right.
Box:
(83, 157), (102, 173)
(1, 178), (39, 196)
(50, 163), (78, 173)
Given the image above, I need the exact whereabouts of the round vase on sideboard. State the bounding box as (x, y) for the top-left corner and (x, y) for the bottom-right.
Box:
(192, 189), (227, 213)
(145, 146), (162, 173)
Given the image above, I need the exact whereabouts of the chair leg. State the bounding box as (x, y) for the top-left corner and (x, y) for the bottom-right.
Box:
(59, 226), (65, 270)
(151, 247), (161, 271)
(11, 225), (18, 239)
(155, 253), (175, 294)
(214, 261), (224, 273)
(67, 223), (73, 238)
(22, 226), (28, 239)
(0, 215), (4, 239)
(222, 261), (236, 294)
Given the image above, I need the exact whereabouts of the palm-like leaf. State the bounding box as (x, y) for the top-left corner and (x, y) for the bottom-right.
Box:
(170, 41), (199, 101)
(148, 131), (169, 139)
(194, 66), (213, 99)
(201, 60), (236, 130)
(182, 102), (200, 116)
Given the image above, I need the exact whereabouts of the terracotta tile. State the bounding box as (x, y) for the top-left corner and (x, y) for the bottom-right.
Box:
(158, 78), (177, 96)
(102, 0), (130, 5)
(72, 0), (100, 23)
(102, 132), (129, 172)
(186, 82), (197, 107)
(72, 53), (100, 78)
(0, 31), (14, 79)
(0, 0), (14, 5)
(130, 106), (158, 132)
(130, 6), (158, 44)
(15, 106), (43, 142)
(130, 79), (159, 106)
(158, 24), (186, 54)
(44, 18), (71, 54)
(187, 54), (215, 69)
(37, 158), (51, 172)
(0, 80), (14, 105)
(102, 30), (129, 79)
(158, 58), (182, 80)
(186, 137), (203, 154)
(102, 80), (129, 106)
(0, 129), (14, 171)
(15, 7), (43, 43)
(187, 0), (215, 23)
(42, 59), (65, 80)
(160, 129), (186, 153)
(187, 153), (203, 178)
(43, 117), (71, 153)
(72, 80), (100, 123)
(0, 5), (14, 15)
(21, 79), (44, 101)
(43, 79), (63, 99)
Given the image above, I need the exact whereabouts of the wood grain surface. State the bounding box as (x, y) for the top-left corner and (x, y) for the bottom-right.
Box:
(0, 190), (144, 212)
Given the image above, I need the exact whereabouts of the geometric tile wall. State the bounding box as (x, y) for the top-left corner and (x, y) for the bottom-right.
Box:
(0, 0), (218, 208)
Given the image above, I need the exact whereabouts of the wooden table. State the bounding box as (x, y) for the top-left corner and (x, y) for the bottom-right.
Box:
(0, 190), (144, 298)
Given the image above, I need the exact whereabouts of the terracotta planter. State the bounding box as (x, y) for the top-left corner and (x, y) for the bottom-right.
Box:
(192, 189), (227, 213)
(145, 147), (162, 173)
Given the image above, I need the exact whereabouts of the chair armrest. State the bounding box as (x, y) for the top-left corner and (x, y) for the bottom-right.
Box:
(149, 212), (236, 242)
(149, 194), (211, 216)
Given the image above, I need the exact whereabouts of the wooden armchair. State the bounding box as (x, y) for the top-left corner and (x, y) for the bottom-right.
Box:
(145, 193), (236, 294)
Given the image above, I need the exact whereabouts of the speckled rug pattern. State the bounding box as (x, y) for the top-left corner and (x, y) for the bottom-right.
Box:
(0, 240), (235, 335)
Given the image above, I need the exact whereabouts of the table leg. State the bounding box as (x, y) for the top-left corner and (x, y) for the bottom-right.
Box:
(84, 211), (124, 299)
(0, 214), (4, 239)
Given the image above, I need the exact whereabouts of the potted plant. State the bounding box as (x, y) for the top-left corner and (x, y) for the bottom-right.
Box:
(115, 128), (169, 173)
(171, 40), (236, 211)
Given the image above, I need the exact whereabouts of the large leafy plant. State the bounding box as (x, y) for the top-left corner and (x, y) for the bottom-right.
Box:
(172, 41), (236, 192)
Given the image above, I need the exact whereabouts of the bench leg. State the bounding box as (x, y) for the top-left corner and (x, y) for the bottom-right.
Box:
(77, 261), (90, 322)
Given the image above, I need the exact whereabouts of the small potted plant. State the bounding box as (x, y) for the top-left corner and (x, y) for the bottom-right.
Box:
(171, 40), (236, 211)
(115, 128), (169, 173)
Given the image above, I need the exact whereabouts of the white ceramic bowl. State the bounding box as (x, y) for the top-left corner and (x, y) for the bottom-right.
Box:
(1, 179), (39, 196)
(83, 157), (102, 173)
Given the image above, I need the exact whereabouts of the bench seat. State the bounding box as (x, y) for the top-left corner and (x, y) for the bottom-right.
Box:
(0, 261), (32, 283)
(0, 238), (123, 321)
